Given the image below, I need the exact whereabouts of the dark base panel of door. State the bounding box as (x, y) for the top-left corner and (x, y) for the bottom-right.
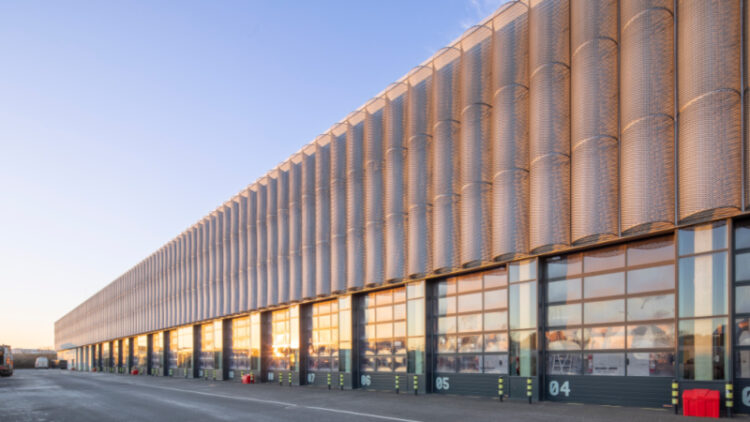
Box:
(545, 375), (672, 407)
(432, 373), (507, 397)
(359, 373), (427, 394)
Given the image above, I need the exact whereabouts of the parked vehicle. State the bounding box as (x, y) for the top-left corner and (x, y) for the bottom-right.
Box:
(57, 359), (68, 370)
(34, 357), (49, 369)
(0, 345), (13, 377)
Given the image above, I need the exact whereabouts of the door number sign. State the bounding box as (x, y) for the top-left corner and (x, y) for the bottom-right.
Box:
(549, 380), (571, 397)
(435, 376), (450, 390)
(742, 387), (750, 407)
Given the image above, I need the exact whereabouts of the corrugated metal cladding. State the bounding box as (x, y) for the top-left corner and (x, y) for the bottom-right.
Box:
(55, 0), (746, 350)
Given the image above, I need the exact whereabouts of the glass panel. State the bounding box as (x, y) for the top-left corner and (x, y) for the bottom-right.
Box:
(546, 329), (584, 351)
(437, 279), (457, 297)
(627, 265), (675, 294)
(376, 356), (393, 372)
(737, 317), (750, 346)
(407, 300), (425, 337)
(458, 355), (482, 373)
(457, 274), (483, 293)
(437, 335), (456, 353)
(393, 355), (407, 373)
(393, 321), (406, 338)
(679, 222), (727, 256)
(584, 299), (625, 324)
(678, 317), (728, 380)
(458, 335), (483, 353)
(437, 316), (456, 334)
(393, 288), (406, 303)
(584, 272), (625, 298)
(436, 355), (456, 373)
(437, 297), (456, 316)
(584, 326), (626, 350)
(509, 260), (536, 283)
(678, 252), (728, 317)
(627, 294), (675, 321)
(510, 329), (537, 376)
(407, 281), (425, 299)
(457, 293), (483, 313)
(393, 304), (406, 320)
(547, 303), (581, 327)
(484, 311), (507, 331)
(737, 350), (750, 378)
(376, 306), (393, 322)
(547, 279), (582, 303)
(737, 252), (750, 282)
(737, 285), (750, 314)
(627, 236), (675, 266)
(547, 352), (583, 375)
(457, 314), (482, 333)
(484, 333), (508, 352)
(484, 289), (507, 310)
(360, 356), (376, 372)
(546, 255), (582, 279)
(483, 354), (509, 374)
(736, 221), (750, 249)
(585, 353), (625, 375)
(627, 352), (675, 377)
(484, 269), (508, 289)
(583, 246), (625, 273)
(375, 290), (392, 306)
(376, 323), (392, 339)
(627, 324), (675, 349)
(509, 282), (537, 330)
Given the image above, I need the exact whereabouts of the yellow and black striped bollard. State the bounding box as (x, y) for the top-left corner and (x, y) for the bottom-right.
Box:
(279, 372), (283, 386)
(498, 377), (504, 402)
(288, 372), (292, 386)
(327, 373), (331, 390)
(672, 380), (679, 414)
(527, 378), (532, 404)
(726, 383), (733, 417)
(339, 373), (344, 390)
(413, 375), (418, 395)
(395, 375), (400, 394)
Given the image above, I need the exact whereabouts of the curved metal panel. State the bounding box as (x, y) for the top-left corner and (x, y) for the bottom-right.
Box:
(198, 222), (207, 321)
(432, 48), (461, 273)
(460, 26), (493, 267)
(277, 169), (290, 304)
(315, 139), (332, 297)
(302, 152), (317, 298)
(238, 194), (248, 311)
(406, 66), (433, 278)
(677, 0), (742, 221)
(571, 0), (618, 244)
(384, 83), (408, 282)
(289, 160), (303, 301)
(620, 0), (675, 234)
(529, 0), (571, 253)
(216, 210), (225, 318)
(330, 129), (348, 293)
(223, 206), (231, 316)
(247, 188), (258, 310)
(231, 200), (240, 314)
(256, 181), (268, 309)
(491, 3), (530, 260)
(266, 176), (278, 307)
(346, 115), (366, 289)
(365, 99), (385, 286)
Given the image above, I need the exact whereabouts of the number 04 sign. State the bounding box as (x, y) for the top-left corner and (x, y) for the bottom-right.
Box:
(548, 380), (571, 397)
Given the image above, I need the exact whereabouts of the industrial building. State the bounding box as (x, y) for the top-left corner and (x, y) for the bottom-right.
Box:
(55, 0), (750, 411)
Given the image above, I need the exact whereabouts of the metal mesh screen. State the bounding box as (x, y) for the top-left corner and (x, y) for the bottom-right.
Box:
(255, 181), (268, 309)
(346, 115), (366, 289)
(365, 98), (386, 286)
(330, 127), (348, 293)
(266, 175), (278, 306)
(384, 83), (408, 282)
(288, 160), (303, 302)
(302, 151), (317, 298)
(491, 2), (529, 261)
(620, 0), (675, 234)
(238, 194), (248, 312)
(276, 169), (290, 304)
(246, 189), (257, 311)
(571, 0), (618, 244)
(529, 0), (571, 252)
(677, 0), (742, 221)
(315, 138), (332, 297)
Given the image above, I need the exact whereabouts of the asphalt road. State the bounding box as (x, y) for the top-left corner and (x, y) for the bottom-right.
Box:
(0, 369), (722, 422)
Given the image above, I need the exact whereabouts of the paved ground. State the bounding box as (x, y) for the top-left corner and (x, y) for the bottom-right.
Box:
(0, 369), (738, 422)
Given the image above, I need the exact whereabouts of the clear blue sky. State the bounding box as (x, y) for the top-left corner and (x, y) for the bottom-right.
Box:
(0, 0), (506, 349)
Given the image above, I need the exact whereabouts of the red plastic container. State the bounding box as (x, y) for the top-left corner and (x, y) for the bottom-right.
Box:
(131, 368), (139, 375)
(683, 389), (719, 418)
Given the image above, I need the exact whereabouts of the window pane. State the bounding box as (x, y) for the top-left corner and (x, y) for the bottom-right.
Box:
(584, 246), (625, 273)
(547, 279), (582, 303)
(678, 317), (728, 380)
(737, 317), (750, 346)
(407, 300), (425, 337)
(584, 299), (625, 324)
(484, 289), (507, 310)
(458, 355), (482, 373)
(394, 288), (406, 303)
(509, 260), (536, 283)
(393, 321), (406, 338)
(585, 326), (625, 350)
(376, 306), (393, 322)
(737, 253), (750, 282)
(376, 290), (392, 306)
(678, 252), (728, 317)
(376, 323), (392, 339)
(437, 297), (456, 316)
(736, 350), (750, 378)
(627, 324), (675, 349)
(627, 352), (675, 377)
(627, 294), (675, 321)
(437, 335), (456, 353)
(484, 333), (508, 352)
(547, 352), (583, 375)
(547, 303), (582, 327)
(484, 311), (507, 331)
(436, 356), (456, 373)
(376, 356), (393, 372)
(679, 222), (727, 256)
(737, 285), (750, 314)
(736, 221), (750, 250)
(437, 279), (457, 297)
(510, 330), (537, 376)
(547, 329), (584, 351)
(584, 272), (625, 298)
(509, 282), (537, 330)
(407, 281), (425, 299)
(627, 236), (675, 266)
(483, 354), (509, 374)
(627, 265), (675, 294)
(437, 316), (456, 334)
(585, 353), (625, 376)
(457, 274), (483, 293)
(457, 314), (482, 333)
(546, 255), (582, 280)
(393, 304), (406, 320)
(393, 355), (407, 373)
(457, 293), (483, 313)
(484, 269), (508, 289)
(458, 335), (483, 353)
(360, 356), (376, 372)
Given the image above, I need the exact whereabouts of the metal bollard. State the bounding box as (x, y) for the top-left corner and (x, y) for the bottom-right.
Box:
(672, 379), (679, 414)
(288, 372), (292, 387)
(340, 373), (344, 390)
(726, 383), (734, 418)
(498, 377), (504, 402)
(527, 378), (532, 404)
(279, 372), (283, 386)
(413, 375), (418, 395)
(327, 373), (331, 390)
(395, 375), (400, 394)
